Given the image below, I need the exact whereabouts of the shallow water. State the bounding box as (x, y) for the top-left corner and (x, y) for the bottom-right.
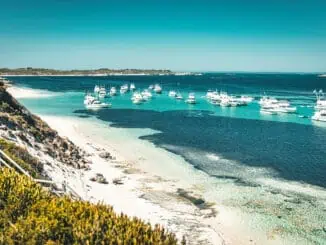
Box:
(7, 74), (326, 244)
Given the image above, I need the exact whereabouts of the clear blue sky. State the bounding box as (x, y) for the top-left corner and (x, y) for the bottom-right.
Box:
(1, 0), (326, 72)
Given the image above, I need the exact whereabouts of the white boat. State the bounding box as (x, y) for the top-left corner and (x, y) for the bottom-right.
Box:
(312, 110), (326, 122)
(154, 84), (162, 94)
(260, 109), (277, 115)
(94, 85), (100, 93)
(315, 99), (326, 110)
(206, 90), (214, 100)
(85, 99), (111, 109)
(175, 93), (183, 100)
(259, 96), (296, 113)
(131, 92), (143, 104)
(120, 84), (128, 94)
(84, 93), (96, 105)
(141, 89), (152, 100)
(220, 98), (231, 107)
(259, 96), (278, 106)
(130, 83), (136, 91)
(109, 87), (117, 96)
(98, 86), (107, 98)
(148, 84), (154, 90)
(239, 95), (254, 103)
(169, 90), (177, 97)
(185, 93), (196, 104)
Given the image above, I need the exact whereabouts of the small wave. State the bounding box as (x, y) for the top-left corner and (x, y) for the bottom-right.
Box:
(7, 86), (61, 99)
(206, 153), (221, 161)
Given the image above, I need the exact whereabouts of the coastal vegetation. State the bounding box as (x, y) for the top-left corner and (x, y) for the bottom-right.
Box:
(0, 81), (182, 244)
(0, 168), (179, 244)
(0, 67), (173, 76)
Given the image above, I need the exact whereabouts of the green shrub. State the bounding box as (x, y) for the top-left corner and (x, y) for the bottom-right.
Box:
(0, 138), (43, 178)
(0, 168), (179, 245)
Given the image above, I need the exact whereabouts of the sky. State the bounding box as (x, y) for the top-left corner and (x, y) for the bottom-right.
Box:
(0, 0), (326, 72)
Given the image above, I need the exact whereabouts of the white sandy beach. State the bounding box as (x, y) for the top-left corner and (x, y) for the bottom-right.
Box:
(39, 115), (303, 245)
(5, 85), (321, 245)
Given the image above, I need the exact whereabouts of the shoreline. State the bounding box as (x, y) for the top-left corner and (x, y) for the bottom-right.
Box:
(5, 84), (326, 245)
(39, 115), (226, 244)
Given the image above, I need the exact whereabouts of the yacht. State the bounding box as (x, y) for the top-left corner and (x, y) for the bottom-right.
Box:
(131, 92), (143, 104)
(315, 99), (326, 110)
(169, 90), (177, 97)
(206, 90), (215, 100)
(148, 84), (154, 90)
(120, 84), (128, 94)
(86, 100), (111, 109)
(141, 89), (152, 100)
(239, 95), (254, 103)
(109, 87), (117, 96)
(130, 83), (136, 91)
(98, 86), (107, 98)
(85, 97), (111, 109)
(260, 99), (297, 114)
(220, 98), (231, 107)
(154, 84), (162, 94)
(312, 110), (326, 122)
(260, 108), (277, 115)
(175, 92), (183, 100)
(259, 96), (278, 106)
(94, 85), (100, 93)
(185, 93), (196, 104)
(84, 93), (96, 105)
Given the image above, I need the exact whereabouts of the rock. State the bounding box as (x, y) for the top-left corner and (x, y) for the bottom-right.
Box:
(99, 151), (112, 159)
(90, 173), (108, 184)
(112, 178), (124, 185)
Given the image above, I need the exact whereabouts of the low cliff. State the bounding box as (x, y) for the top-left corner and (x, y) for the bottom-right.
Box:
(0, 82), (87, 175)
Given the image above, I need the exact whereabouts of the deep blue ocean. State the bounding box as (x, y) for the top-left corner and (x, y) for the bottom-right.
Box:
(8, 73), (326, 188)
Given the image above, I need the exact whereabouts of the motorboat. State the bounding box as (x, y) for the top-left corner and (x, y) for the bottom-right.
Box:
(312, 110), (326, 122)
(85, 99), (111, 109)
(94, 85), (100, 93)
(175, 93), (183, 100)
(130, 83), (136, 91)
(154, 84), (162, 94)
(98, 86), (107, 98)
(259, 96), (278, 106)
(109, 87), (117, 96)
(315, 99), (326, 110)
(260, 108), (277, 115)
(84, 93), (96, 105)
(131, 92), (143, 104)
(141, 89), (152, 100)
(206, 90), (215, 100)
(185, 93), (196, 104)
(169, 90), (177, 97)
(220, 98), (231, 107)
(148, 84), (154, 90)
(239, 95), (254, 103)
(120, 84), (128, 94)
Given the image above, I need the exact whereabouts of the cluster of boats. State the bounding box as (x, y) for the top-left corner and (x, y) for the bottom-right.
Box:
(168, 90), (196, 104)
(312, 90), (326, 122)
(259, 96), (297, 114)
(94, 83), (136, 97)
(131, 84), (162, 104)
(84, 84), (326, 123)
(206, 90), (254, 107)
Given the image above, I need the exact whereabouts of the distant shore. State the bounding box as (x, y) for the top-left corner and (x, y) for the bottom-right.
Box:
(0, 67), (197, 76)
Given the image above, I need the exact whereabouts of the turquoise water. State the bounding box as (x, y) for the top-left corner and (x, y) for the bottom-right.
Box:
(7, 74), (326, 244)
(11, 74), (322, 125)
